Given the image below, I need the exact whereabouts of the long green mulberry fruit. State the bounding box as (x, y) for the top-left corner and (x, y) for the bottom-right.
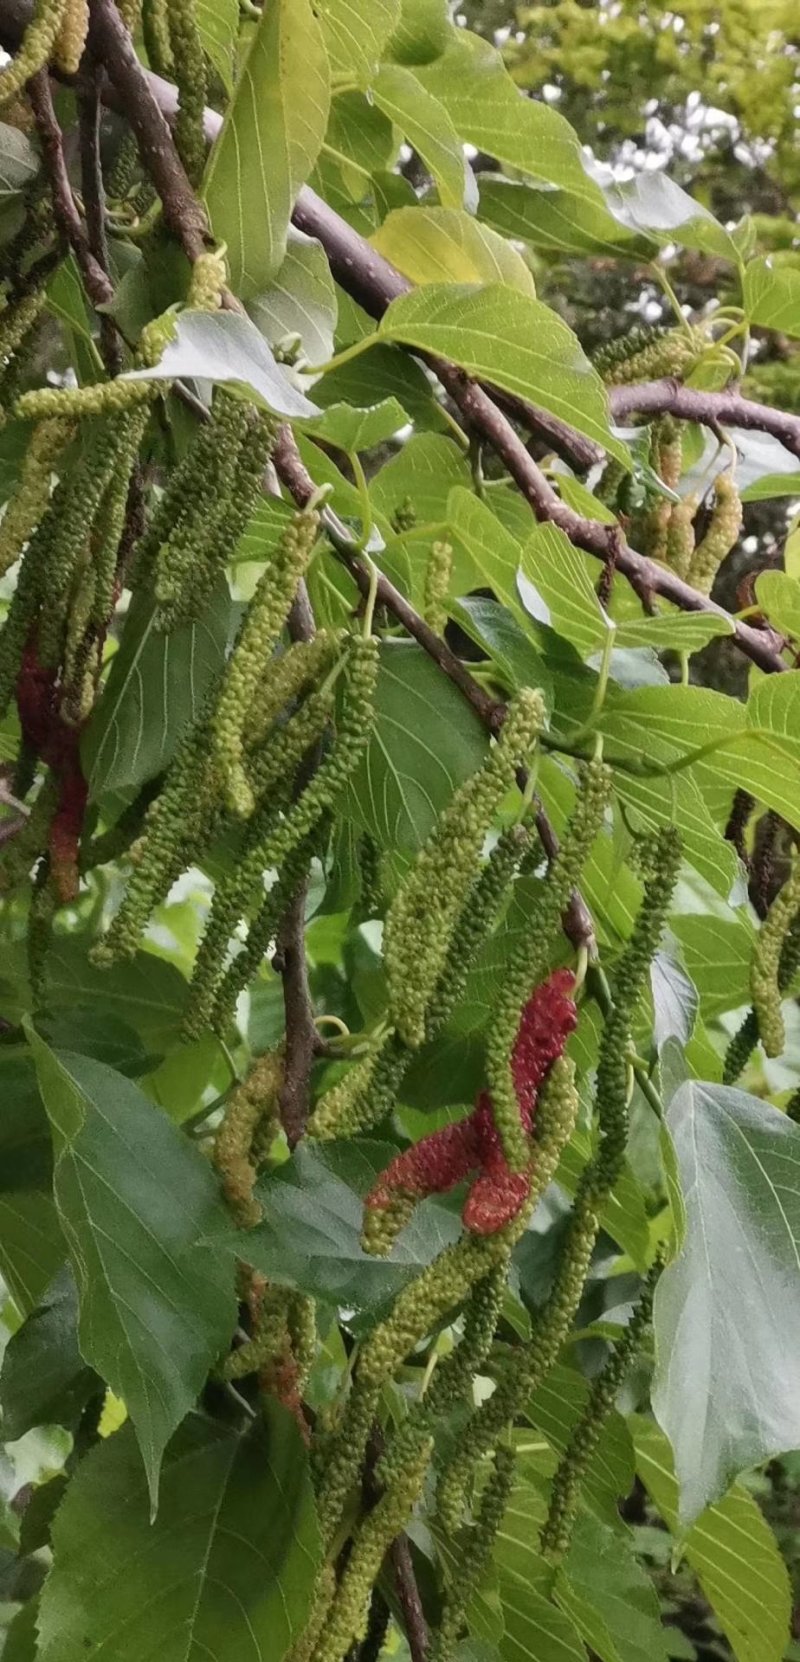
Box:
(593, 324), (706, 386)
(384, 688), (545, 1053)
(212, 508), (321, 816)
(0, 0), (68, 108)
(485, 757), (611, 1172)
(540, 1258), (660, 1558)
(751, 858), (800, 1059)
(686, 471), (742, 596)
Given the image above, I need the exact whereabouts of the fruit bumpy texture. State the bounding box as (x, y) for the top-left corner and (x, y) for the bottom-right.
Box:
(383, 686), (545, 1053)
(361, 968), (577, 1253)
(751, 857), (800, 1058)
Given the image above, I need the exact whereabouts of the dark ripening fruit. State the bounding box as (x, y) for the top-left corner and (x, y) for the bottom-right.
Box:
(363, 968), (577, 1247)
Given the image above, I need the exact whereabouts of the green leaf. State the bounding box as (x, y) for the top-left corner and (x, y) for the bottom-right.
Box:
(594, 683), (743, 769)
(447, 486), (525, 618)
(247, 230), (338, 365)
(83, 575), (231, 798)
(478, 177), (653, 259)
(372, 64), (477, 212)
(196, 0), (238, 90)
(600, 172), (738, 262)
(499, 1576), (587, 1662)
(555, 1515), (671, 1662)
(0, 1266), (96, 1441)
(44, 937), (192, 1057)
(343, 639), (489, 851)
(26, 1031), (236, 1509)
(518, 526), (607, 660)
(372, 206), (535, 294)
(37, 1406), (321, 1662)
(203, 0), (330, 294)
(744, 257), (800, 336)
(306, 396), (409, 451)
(228, 1137), (462, 1322)
(125, 310), (319, 417)
(709, 671), (800, 831)
(313, 340), (448, 432)
(0, 1049), (64, 1315)
(369, 431), (470, 522)
(317, 0), (399, 86)
(754, 570), (800, 640)
(652, 1078), (800, 1522)
(0, 121), (39, 197)
(416, 30), (602, 202)
(670, 913), (755, 1021)
(380, 285), (628, 464)
(524, 1361), (636, 1531)
(632, 1417), (791, 1662)
(388, 0), (451, 63)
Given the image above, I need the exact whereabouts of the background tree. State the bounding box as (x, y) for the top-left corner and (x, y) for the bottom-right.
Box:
(1, 3), (800, 1662)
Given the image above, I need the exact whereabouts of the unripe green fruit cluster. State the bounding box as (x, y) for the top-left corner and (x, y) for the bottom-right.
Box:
(384, 688), (545, 1052)
(752, 859), (800, 1059)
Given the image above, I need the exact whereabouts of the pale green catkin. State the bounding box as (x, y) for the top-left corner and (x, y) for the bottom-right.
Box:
(540, 1260), (660, 1558)
(0, 0), (67, 107)
(751, 858), (800, 1058)
(686, 472), (742, 596)
(423, 537), (453, 634)
(165, 0), (207, 186)
(53, 0), (89, 73)
(212, 508), (321, 816)
(0, 416), (74, 578)
(383, 688), (545, 1054)
(484, 757), (611, 1172)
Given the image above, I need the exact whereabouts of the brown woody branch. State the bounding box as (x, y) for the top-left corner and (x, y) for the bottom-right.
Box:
(27, 70), (115, 309)
(609, 377), (800, 462)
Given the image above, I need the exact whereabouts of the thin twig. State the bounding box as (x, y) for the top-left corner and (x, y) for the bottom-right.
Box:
(77, 50), (123, 373)
(609, 377), (800, 462)
(27, 69), (114, 308)
(86, 0), (209, 263)
(390, 1536), (429, 1662)
(274, 582), (321, 1148)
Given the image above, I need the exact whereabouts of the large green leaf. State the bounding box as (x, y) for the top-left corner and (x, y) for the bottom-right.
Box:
(37, 1406), (321, 1662)
(27, 1032), (237, 1509)
(652, 1079), (800, 1522)
(203, 0), (330, 294)
(248, 231), (338, 366)
(524, 1362), (635, 1531)
(447, 486), (525, 618)
(632, 1417), (791, 1662)
(380, 284), (629, 463)
(316, 0), (399, 87)
(416, 30), (602, 202)
(670, 913), (755, 1021)
(743, 257), (800, 337)
(372, 206), (535, 294)
(600, 172), (738, 262)
(555, 1516), (671, 1662)
(126, 309), (319, 417)
(196, 0), (238, 90)
(705, 671), (800, 831)
(343, 639), (489, 851)
(83, 576), (231, 798)
(372, 64), (477, 211)
(0, 1266), (96, 1441)
(387, 0), (451, 64)
(479, 177), (653, 259)
(0, 1049), (64, 1315)
(223, 1137), (462, 1323)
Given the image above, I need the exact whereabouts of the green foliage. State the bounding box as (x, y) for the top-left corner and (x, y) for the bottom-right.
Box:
(1, 3), (800, 1660)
